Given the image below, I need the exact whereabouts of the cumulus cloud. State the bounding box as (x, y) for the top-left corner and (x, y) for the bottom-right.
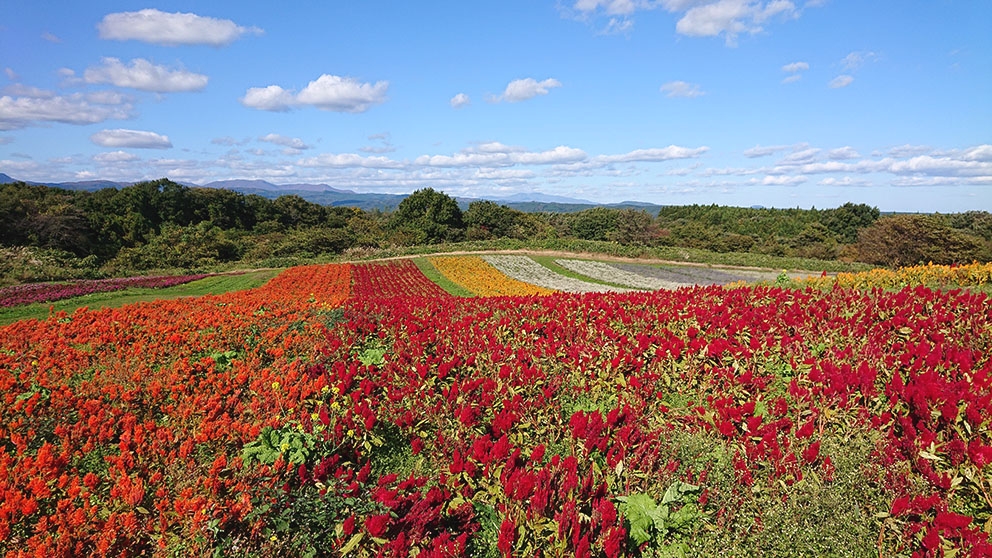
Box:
(759, 175), (807, 186)
(660, 80), (705, 98)
(827, 146), (859, 160)
(779, 147), (820, 164)
(90, 129), (172, 149)
(450, 93), (470, 108)
(0, 88), (132, 130)
(888, 144), (931, 158)
(416, 145), (586, 167)
(675, 0), (797, 45)
(242, 75), (388, 113)
(98, 9), (262, 46)
(296, 153), (406, 169)
(494, 78), (562, 103)
(595, 145), (709, 163)
(81, 58), (208, 92)
(94, 150), (140, 163)
(743, 144), (789, 158)
(241, 85), (295, 112)
(828, 74), (853, 88)
(571, 0), (804, 45)
(820, 176), (871, 187)
(259, 133), (310, 150)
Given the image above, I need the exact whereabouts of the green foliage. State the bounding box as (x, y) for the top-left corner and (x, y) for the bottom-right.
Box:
(619, 482), (701, 555)
(855, 214), (989, 266)
(389, 188), (465, 244)
(242, 425), (317, 466)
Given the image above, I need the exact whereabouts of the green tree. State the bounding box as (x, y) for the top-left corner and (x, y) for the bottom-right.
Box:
(822, 203), (880, 244)
(568, 207), (620, 242)
(607, 209), (664, 245)
(389, 188), (464, 244)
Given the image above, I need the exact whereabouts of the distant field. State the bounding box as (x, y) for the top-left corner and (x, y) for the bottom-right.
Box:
(0, 270), (280, 325)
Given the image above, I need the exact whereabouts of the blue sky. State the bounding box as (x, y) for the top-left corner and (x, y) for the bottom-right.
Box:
(1, 1), (989, 212)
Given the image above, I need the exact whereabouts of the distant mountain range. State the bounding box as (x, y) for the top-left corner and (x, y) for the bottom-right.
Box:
(0, 173), (663, 214)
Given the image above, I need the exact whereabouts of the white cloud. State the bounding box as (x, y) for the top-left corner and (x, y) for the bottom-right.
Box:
(743, 144), (789, 158)
(297, 153), (406, 169)
(676, 0), (797, 45)
(820, 176), (871, 187)
(450, 93), (470, 108)
(4, 68), (17, 81)
(0, 89), (132, 130)
(961, 144), (992, 162)
(495, 78), (562, 103)
(241, 85), (295, 112)
(828, 75), (853, 88)
(573, 0), (804, 44)
(603, 17), (635, 34)
(660, 80), (705, 98)
(782, 61), (809, 73)
(595, 145), (709, 163)
(242, 75), (388, 113)
(779, 147), (820, 164)
(259, 133), (310, 150)
(415, 145), (586, 167)
(759, 175), (807, 186)
(97, 9), (261, 46)
(296, 75), (388, 112)
(841, 50), (878, 71)
(94, 150), (140, 163)
(476, 141), (526, 153)
(827, 146), (859, 160)
(82, 58), (208, 92)
(90, 129), (172, 149)
(888, 144), (931, 158)
(781, 60), (808, 83)
(211, 136), (248, 146)
(0, 136), (11, 145)
(41, 32), (62, 43)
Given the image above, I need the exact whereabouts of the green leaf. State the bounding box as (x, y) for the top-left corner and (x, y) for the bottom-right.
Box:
(621, 493), (658, 546)
(661, 480), (699, 506)
(340, 533), (364, 555)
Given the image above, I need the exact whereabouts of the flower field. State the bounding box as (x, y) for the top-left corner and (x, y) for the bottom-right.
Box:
(793, 261), (992, 290)
(428, 256), (555, 297)
(0, 274), (213, 308)
(554, 260), (685, 291)
(483, 255), (632, 294)
(2, 258), (991, 556)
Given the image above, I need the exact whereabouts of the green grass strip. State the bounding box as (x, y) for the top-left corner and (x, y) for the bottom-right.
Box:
(0, 270), (281, 326)
(411, 258), (475, 297)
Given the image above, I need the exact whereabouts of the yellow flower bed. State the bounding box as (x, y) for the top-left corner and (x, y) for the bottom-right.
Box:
(428, 256), (555, 297)
(796, 261), (992, 290)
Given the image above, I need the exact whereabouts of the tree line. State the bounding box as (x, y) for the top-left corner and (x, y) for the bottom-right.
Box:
(1, 179), (990, 283)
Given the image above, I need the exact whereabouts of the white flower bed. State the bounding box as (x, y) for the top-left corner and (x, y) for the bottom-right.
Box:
(556, 259), (688, 290)
(482, 255), (630, 293)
